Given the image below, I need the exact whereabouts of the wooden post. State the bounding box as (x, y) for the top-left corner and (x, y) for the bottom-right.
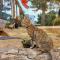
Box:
(11, 0), (16, 19)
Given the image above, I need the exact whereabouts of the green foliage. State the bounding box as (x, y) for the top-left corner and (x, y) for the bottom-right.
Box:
(31, 0), (50, 25)
(37, 13), (56, 26)
(36, 15), (41, 24)
(45, 13), (56, 26)
(31, 0), (48, 11)
(53, 17), (60, 25)
(52, 0), (60, 2)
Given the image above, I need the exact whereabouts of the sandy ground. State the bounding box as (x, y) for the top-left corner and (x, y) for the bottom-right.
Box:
(0, 27), (60, 49)
(0, 27), (30, 48)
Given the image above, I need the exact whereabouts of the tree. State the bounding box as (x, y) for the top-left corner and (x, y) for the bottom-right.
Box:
(0, 0), (3, 19)
(11, 0), (15, 18)
(52, 0), (60, 2)
(31, 0), (50, 25)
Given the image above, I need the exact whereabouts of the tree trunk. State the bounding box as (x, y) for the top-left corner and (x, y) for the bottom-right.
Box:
(41, 11), (46, 26)
(0, 0), (3, 19)
(11, 0), (15, 18)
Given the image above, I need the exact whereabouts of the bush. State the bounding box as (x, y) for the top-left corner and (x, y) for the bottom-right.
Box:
(37, 13), (56, 26)
(36, 15), (41, 24)
(45, 13), (56, 26)
(53, 17), (60, 26)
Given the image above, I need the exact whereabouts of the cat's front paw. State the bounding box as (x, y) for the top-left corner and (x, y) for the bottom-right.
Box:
(30, 46), (34, 49)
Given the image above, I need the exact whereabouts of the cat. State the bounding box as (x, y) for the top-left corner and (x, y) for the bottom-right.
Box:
(21, 16), (53, 60)
(21, 16), (53, 56)
(21, 16), (53, 51)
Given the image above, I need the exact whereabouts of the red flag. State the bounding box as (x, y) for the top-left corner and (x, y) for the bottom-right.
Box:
(21, 0), (29, 8)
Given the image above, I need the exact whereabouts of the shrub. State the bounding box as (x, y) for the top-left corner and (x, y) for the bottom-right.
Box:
(37, 12), (56, 26)
(53, 17), (60, 26)
(45, 13), (56, 26)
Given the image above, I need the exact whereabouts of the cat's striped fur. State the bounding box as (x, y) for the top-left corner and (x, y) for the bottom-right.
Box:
(22, 16), (53, 52)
